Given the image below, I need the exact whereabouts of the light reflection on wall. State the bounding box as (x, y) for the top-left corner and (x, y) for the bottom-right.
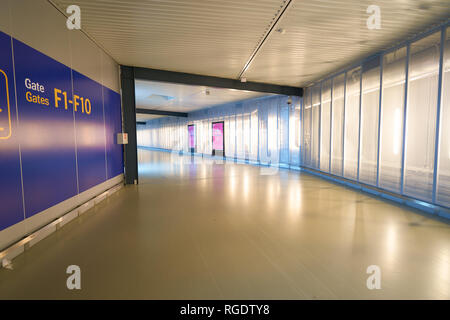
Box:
(268, 114), (277, 152)
(16, 120), (104, 151)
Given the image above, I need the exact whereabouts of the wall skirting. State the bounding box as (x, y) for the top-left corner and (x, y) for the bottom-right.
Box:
(0, 174), (124, 256)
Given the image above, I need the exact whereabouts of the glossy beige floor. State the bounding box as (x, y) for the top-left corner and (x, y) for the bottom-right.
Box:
(0, 149), (449, 299)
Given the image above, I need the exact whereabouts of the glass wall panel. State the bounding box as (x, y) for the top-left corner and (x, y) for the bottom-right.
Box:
(331, 74), (345, 175)
(250, 109), (258, 161)
(404, 32), (440, 201)
(196, 120), (204, 153)
(344, 67), (361, 180)
(303, 88), (312, 166)
(379, 47), (407, 192)
(320, 80), (331, 172)
(259, 100), (269, 164)
(279, 102), (290, 165)
(243, 113), (251, 160)
(227, 115), (236, 158)
(437, 28), (450, 206)
(289, 97), (301, 166)
(311, 85), (321, 169)
(267, 103), (279, 165)
(236, 112), (244, 159)
(360, 58), (380, 185)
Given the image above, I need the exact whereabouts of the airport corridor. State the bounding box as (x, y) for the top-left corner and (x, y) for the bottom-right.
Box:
(0, 149), (448, 299)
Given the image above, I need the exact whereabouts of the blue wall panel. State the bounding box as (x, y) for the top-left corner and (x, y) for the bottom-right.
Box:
(0, 31), (24, 229)
(0, 33), (123, 232)
(72, 71), (107, 192)
(104, 88), (123, 179)
(13, 38), (78, 218)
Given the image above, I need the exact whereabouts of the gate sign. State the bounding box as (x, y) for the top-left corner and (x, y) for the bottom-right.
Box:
(0, 30), (124, 231)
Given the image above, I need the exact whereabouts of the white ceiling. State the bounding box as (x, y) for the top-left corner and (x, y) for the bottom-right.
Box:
(135, 80), (271, 112)
(52, 0), (450, 87)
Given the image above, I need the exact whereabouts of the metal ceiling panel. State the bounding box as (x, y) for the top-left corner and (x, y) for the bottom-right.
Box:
(243, 0), (450, 86)
(51, 0), (450, 87)
(51, 0), (287, 79)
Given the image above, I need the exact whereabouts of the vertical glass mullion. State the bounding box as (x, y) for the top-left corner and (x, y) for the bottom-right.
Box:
(341, 72), (347, 176)
(376, 55), (384, 187)
(432, 28), (446, 204)
(318, 82), (322, 170)
(329, 78), (333, 172)
(299, 97), (302, 166)
(309, 89), (313, 167)
(301, 95), (304, 166)
(400, 45), (410, 195)
(357, 63), (363, 181)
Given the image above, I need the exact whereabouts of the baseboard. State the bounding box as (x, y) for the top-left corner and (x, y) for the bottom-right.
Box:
(0, 174), (124, 255)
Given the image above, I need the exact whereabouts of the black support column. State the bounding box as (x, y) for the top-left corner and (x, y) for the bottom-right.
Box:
(120, 66), (139, 184)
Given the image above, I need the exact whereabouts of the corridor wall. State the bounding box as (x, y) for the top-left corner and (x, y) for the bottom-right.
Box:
(0, 1), (123, 249)
(301, 23), (450, 212)
(137, 95), (302, 167)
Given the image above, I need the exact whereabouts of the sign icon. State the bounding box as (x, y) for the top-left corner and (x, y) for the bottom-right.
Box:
(0, 69), (12, 140)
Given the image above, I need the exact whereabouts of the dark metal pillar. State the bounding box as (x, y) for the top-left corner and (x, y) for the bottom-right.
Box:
(120, 66), (138, 184)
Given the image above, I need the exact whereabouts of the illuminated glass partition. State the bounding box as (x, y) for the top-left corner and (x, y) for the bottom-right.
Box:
(379, 47), (407, 192)
(243, 113), (251, 160)
(226, 114), (236, 158)
(437, 28), (450, 207)
(258, 99), (269, 165)
(267, 100), (279, 165)
(331, 74), (345, 175)
(297, 25), (449, 213)
(311, 85), (321, 169)
(289, 97), (301, 166)
(303, 88), (312, 167)
(236, 110), (244, 159)
(344, 67), (361, 180)
(404, 32), (440, 202)
(320, 80), (331, 172)
(250, 109), (259, 162)
(360, 57), (381, 185)
(279, 102), (290, 165)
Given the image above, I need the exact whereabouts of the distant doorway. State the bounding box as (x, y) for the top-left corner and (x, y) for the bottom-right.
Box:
(188, 124), (196, 153)
(212, 121), (225, 157)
